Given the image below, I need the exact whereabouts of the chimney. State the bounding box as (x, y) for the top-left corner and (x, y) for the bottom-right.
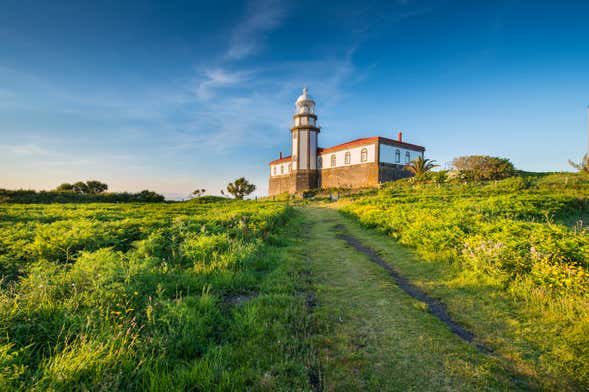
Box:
(397, 131), (403, 142)
(279, 152), (283, 159)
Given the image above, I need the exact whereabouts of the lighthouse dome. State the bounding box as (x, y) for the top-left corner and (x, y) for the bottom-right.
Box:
(295, 87), (315, 114)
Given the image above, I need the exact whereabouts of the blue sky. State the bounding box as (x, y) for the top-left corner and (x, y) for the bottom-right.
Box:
(1, 0), (588, 198)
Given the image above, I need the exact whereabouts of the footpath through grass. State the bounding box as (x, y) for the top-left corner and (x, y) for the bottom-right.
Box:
(299, 207), (532, 391)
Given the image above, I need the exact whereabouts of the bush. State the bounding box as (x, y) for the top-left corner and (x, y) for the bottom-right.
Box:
(452, 155), (515, 181)
(0, 189), (165, 204)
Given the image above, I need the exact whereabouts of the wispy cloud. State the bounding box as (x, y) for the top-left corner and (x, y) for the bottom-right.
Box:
(166, 48), (361, 158)
(195, 68), (250, 101)
(0, 143), (58, 157)
(226, 0), (287, 60)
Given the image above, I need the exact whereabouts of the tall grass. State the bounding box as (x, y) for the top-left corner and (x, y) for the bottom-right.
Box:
(0, 200), (316, 390)
(340, 173), (589, 387)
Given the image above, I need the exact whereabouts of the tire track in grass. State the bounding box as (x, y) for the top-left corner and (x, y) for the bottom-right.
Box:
(335, 224), (491, 354)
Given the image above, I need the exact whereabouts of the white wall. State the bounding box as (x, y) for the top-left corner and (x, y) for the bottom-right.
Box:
(298, 130), (308, 169)
(273, 139), (423, 177)
(291, 131), (298, 166)
(309, 132), (317, 170)
(270, 161), (291, 177)
(379, 143), (423, 165)
(318, 143), (376, 169)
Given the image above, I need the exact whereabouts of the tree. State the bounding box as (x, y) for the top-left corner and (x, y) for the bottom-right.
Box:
(71, 181), (89, 194)
(569, 154), (589, 175)
(226, 177), (256, 200)
(452, 155), (515, 181)
(85, 180), (108, 194)
(136, 190), (166, 202)
(405, 156), (438, 178)
(192, 189), (206, 197)
(56, 180), (108, 194)
(56, 183), (74, 192)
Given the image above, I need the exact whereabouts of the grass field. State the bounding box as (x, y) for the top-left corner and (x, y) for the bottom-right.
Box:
(0, 199), (320, 390)
(335, 173), (589, 389)
(1, 173), (588, 390)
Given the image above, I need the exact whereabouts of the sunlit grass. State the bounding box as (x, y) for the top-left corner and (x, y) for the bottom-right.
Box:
(335, 173), (589, 389)
(0, 200), (319, 390)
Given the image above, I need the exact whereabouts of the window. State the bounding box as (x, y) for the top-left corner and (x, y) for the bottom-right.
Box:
(361, 148), (368, 162)
(345, 151), (351, 165)
(288, 163), (292, 172)
(405, 151), (411, 163)
(317, 157), (322, 169)
(273, 166), (277, 176)
(331, 154), (336, 167)
(395, 149), (401, 163)
(280, 165), (284, 174)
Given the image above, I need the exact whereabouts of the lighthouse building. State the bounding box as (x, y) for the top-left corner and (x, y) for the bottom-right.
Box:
(268, 88), (425, 195)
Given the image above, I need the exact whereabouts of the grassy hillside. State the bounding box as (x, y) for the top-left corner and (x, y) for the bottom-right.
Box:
(2, 173), (588, 390)
(335, 173), (589, 388)
(0, 200), (319, 390)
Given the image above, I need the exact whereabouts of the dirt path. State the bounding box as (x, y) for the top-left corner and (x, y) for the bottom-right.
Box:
(336, 226), (491, 352)
(299, 207), (529, 391)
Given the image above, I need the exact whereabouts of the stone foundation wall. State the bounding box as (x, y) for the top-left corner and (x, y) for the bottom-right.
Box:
(268, 174), (291, 196)
(319, 162), (379, 189)
(291, 170), (318, 193)
(269, 163), (412, 195)
(378, 163), (413, 183)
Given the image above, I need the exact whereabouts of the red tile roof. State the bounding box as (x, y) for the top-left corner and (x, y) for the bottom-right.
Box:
(318, 136), (425, 154)
(375, 136), (425, 152)
(317, 137), (376, 154)
(269, 156), (292, 164)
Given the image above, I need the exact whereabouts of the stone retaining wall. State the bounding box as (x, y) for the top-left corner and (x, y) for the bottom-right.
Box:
(320, 163), (379, 189)
(268, 163), (413, 196)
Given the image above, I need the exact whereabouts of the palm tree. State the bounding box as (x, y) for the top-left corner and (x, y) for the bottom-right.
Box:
(405, 156), (438, 178)
(569, 154), (589, 175)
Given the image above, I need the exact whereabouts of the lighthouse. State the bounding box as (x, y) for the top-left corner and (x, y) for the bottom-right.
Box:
(290, 87), (320, 192)
(267, 88), (426, 195)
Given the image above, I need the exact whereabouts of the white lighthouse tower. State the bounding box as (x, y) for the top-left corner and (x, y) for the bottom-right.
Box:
(290, 87), (320, 192)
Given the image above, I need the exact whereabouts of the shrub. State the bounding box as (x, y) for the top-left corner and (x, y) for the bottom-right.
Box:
(0, 189), (165, 204)
(452, 155), (515, 181)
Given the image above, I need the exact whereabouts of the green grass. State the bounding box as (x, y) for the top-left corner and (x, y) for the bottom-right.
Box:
(3, 174), (588, 390)
(0, 200), (320, 390)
